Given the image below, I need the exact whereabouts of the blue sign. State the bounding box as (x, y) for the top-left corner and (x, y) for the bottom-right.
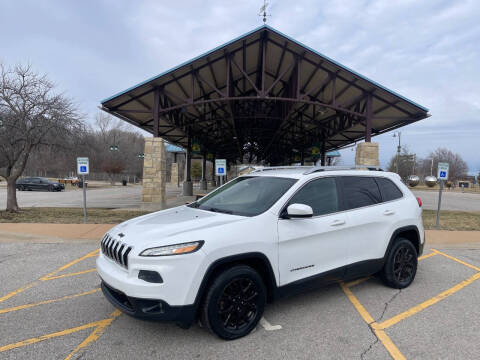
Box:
(218, 167), (224, 174)
(80, 166), (87, 172)
(440, 171), (446, 178)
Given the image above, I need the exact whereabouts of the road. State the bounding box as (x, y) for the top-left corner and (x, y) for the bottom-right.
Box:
(0, 185), (182, 209)
(1, 235), (480, 359)
(412, 189), (480, 211)
(1, 185), (479, 211)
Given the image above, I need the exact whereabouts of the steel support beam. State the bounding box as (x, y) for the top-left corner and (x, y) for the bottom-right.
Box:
(153, 87), (160, 137)
(365, 93), (373, 142)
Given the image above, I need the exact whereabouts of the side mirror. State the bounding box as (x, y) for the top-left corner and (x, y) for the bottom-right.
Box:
(286, 203), (313, 218)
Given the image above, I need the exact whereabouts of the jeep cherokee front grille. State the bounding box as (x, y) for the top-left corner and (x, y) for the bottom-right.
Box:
(101, 234), (132, 268)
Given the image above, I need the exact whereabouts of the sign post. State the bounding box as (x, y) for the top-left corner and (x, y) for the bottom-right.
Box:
(435, 162), (449, 229)
(215, 159), (227, 186)
(77, 157), (89, 224)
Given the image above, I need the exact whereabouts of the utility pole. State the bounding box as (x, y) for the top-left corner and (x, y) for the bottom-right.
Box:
(393, 131), (401, 174)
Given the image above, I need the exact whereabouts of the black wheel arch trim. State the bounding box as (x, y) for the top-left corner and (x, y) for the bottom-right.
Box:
(193, 252), (278, 312)
(385, 225), (422, 258)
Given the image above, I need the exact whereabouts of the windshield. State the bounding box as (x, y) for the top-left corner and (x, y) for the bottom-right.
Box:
(190, 176), (297, 217)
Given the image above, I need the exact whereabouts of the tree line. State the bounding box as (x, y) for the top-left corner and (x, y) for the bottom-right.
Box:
(387, 146), (470, 183)
(0, 63), (145, 211)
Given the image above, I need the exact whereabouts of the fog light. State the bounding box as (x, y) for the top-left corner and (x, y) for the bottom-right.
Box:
(138, 270), (163, 283)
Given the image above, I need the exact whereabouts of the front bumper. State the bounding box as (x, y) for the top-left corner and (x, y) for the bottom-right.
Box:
(101, 280), (196, 326)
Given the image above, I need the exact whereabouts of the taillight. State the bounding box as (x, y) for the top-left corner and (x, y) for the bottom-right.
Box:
(416, 197), (422, 207)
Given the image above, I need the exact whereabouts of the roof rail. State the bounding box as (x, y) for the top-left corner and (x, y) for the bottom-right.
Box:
(252, 166), (312, 173)
(303, 165), (383, 175)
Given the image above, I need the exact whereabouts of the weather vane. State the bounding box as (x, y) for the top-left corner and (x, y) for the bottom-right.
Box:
(259, 0), (271, 23)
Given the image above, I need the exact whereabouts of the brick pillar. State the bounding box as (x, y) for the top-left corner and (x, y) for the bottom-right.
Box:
(355, 142), (380, 167)
(142, 137), (166, 209)
(170, 163), (179, 187)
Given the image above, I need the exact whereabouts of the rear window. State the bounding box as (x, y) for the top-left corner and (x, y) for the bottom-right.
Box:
(375, 177), (403, 202)
(340, 176), (381, 210)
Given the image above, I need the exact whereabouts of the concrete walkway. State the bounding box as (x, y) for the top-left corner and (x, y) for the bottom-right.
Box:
(0, 223), (478, 245)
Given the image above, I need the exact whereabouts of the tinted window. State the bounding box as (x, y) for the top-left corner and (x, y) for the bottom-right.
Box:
(376, 177), (403, 201)
(287, 177), (339, 216)
(31, 178), (41, 184)
(191, 176), (297, 217)
(341, 176), (381, 210)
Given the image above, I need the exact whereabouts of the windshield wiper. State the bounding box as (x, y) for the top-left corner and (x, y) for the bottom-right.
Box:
(205, 207), (233, 214)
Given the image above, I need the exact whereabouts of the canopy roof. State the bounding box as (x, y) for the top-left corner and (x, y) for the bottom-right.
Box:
(101, 25), (429, 164)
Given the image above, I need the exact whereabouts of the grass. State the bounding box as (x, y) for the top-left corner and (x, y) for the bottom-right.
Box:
(0, 208), (151, 224)
(0, 208), (479, 231)
(410, 184), (480, 193)
(422, 210), (480, 231)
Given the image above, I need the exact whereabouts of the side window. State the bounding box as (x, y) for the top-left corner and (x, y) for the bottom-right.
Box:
(31, 178), (40, 184)
(376, 177), (403, 202)
(340, 176), (381, 210)
(287, 177), (339, 216)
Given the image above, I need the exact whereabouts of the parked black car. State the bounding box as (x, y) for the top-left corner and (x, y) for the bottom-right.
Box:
(16, 177), (65, 192)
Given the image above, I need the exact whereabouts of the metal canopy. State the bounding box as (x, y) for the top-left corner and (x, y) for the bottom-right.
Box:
(101, 25), (429, 164)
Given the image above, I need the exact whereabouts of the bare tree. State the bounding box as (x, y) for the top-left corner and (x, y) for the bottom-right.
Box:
(0, 63), (84, 211)
(427, 148), (468, 182)
(387, 146), (417, 181)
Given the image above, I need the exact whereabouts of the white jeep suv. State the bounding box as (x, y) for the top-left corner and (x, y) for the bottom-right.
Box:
(97, 167), (424, 339)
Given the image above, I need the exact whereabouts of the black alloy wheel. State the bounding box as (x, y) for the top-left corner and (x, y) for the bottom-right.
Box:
(18, 185), (24, 191)
(201, 265), (266, 340)
(218, 277), (259, 331)
(381, 238), (418, 289)
(393, 246), (415, 283)
(48, 185), (53, 192)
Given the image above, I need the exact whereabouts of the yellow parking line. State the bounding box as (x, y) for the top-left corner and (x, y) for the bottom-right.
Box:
(43, 268), (97, 281)
(418, 252), (438, 261)
(64, 310), (122, 360)
(375, 272), (480, 330)
(40, 249), (99, 281)
(340, 283), (406, 360)
(344, 277), (372, 288)
(431, 249), (480, 272)
(344, 253), (436, 289)
(0, 249), (98, 305)
(0, 281), (39, 304)
(0, 319), (107, 353)
(0, 288), (100, 315)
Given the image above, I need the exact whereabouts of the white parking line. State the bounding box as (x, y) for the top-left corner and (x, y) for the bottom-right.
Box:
(260, 317), (282, 331)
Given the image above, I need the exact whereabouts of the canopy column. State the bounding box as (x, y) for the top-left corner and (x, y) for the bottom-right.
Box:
(183, 132), (193, 196)
(211, 154), (216, 187)
(320, 141), (326, 166)
(365, 93), (373, 142)
(200, 152), (207, 191)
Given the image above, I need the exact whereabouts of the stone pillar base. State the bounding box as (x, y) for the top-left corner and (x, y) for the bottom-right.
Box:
(200, 179), (207, 191)
(355, 142), (380, 167)
(142, 138), (166, 208)
(170, 162), (179, 186)
(183, 181), (193, 196)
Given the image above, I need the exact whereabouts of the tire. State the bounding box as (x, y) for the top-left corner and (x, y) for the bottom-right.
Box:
(48, 185), (53, 192)
(381, 238), (418, 289)
(18, 185), (24, 191)
(200, 265), (266, 340)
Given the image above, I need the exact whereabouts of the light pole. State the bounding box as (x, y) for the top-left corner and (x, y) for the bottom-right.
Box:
(109, 133), (119, 152)
(393, 131), (401, 174)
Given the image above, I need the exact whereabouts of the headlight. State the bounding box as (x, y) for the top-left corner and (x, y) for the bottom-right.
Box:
(139, 241), (204, 256)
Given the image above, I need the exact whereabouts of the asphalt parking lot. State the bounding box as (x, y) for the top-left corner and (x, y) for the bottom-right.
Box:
(1, 240), (480, 359)
(1, 185), (479, 211)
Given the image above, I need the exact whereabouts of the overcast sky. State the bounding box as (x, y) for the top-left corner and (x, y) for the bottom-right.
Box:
(1, 0), (479, 173)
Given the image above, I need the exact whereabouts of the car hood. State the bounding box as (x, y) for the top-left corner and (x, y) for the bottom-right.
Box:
(108, 205), (245, 248)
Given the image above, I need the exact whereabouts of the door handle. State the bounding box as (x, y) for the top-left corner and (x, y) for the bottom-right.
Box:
(330, 219), (345, 226)
(383, 210), (395, 216)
